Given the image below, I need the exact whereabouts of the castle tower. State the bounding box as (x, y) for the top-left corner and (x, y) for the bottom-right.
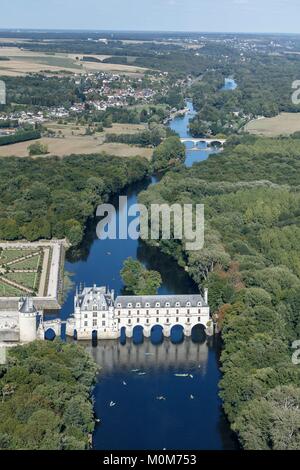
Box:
(18, 297), (38, 343)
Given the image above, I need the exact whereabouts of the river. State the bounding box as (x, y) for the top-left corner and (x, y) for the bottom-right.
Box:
(59, 100), (237, 450)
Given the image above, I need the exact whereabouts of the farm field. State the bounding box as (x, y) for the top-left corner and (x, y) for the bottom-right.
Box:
(244, 112), (300, 136)
(0, 46), (148, 76)
(0, 122), (153, 159)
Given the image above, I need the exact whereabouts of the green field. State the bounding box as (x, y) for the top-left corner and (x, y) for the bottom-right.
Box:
(0, 249), (37, 263)
(10, 254), (41, 270)
(5, 272), (38, 290)
(0, 280), (25, 296)
(0, 248), (43, 296)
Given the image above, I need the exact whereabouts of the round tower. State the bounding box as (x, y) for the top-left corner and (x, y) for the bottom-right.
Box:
(18, 297), (38, 343)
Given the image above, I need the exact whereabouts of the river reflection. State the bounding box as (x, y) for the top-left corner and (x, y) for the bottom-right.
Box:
(88, 335), (237, 450)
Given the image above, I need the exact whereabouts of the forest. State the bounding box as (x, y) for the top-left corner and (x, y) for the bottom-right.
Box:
(0, 341), (98, 450)
(138, 135), (300, 449)
(0, 153), (150, 245)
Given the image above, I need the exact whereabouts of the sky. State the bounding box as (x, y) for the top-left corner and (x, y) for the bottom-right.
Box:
(0, 0), (300, 34)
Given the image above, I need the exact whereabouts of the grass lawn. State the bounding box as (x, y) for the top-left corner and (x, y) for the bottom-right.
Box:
(0, 249), (36, 264)
(0, 280), (26, 296)
(5, 272), (37, 290)
(10, 254), (41, 271)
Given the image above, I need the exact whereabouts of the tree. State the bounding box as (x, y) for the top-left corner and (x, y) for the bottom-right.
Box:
(28, 142), (49, 156)
(121, 258), (162, 295)
(152, 136), (185, 170)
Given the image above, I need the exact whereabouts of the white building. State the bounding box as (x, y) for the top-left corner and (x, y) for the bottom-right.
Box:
(66, 285), (211, 340)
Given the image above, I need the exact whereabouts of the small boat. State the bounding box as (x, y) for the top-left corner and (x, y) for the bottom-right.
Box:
(109, 401), (116, 407)
(131, 369), (140, 373)
(145, 352), (154, 356)
(95, 418), (101, 423)
(190, 395), (194, 400)
(138, 372), (146, 376)
(106, 252), (112, 256)
(189, 374), (194, 379)
(174, 373), (189, 377)
(122, 381), (127, 386)
(156, 396), (166, 401)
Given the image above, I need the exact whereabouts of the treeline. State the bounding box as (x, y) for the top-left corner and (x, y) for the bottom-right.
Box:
(2, 75), (84, 108)
(0, 120), (18, 128)
(0, 153), (150, 246)
(105, 126), (167, 147)
(0, 341), (97, 450)
(138, 135), (300, 449)
(0, 129), (41, 146)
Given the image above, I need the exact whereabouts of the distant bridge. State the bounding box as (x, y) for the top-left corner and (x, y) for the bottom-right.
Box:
(180, 138), (226, 150)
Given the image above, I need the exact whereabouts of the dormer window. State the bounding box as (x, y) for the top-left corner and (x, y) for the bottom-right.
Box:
(136, 303), (141, 308)
(156, 302), (160, 308)
(117, 303), (121, 308)
(176, 302), (180, 307)
(165, 302), (170, 307)
(127, 303), (132, 308)
(186, 302), (191, 307)
(197, 302), (202, 307)
(145, 303), (150, 308)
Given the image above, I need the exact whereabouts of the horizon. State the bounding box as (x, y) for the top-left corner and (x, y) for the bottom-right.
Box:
(1, 0), (300, 35)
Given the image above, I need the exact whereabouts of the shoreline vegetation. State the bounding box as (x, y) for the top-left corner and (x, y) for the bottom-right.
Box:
(0, 341), (98, 450)
(139, 134), (300, 449)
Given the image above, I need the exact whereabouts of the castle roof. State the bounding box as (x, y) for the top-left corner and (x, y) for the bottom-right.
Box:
(114, 294), (207, 309)
(19, 297), (36, 314)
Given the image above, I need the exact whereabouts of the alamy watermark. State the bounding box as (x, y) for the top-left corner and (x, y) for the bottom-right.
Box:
(292, 80), (300, 105)
(292, 340), (300, 365)
(0, 80), (6, 105)
(96, 196), (204, 251)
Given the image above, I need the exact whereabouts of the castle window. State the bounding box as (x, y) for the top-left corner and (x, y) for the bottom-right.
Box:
(176, 309), (179, 315)
(145, 303), (150, 308)
(117, 303), (121, 308)
(198, 309), (201, 314)
(137, 318), (140, 323)
(176, 302), (180, 307)
(118, 311), (120, 315)
(186, 302), (191, 307)
(93, 305), (97, 311)
(128, 319), (131, 325)
(118, 318), (120, 324)
(93, 312), (97, 318)
(166, 309), (169, 315)
(187, 318), (190, 323)
(197, 302), (202, 307)
(176, 317), (179, 322)
(146, 310), (149, 315)
(198, 317), (201, 322)
(128, 303), (132, 308)
(187, 309), (190, 315)
(136, 303), (141, 308)
(156, 318), (159, 323)
(84, 321), (88, 327)
(156, 302), (160, 308)
(128, 310), (131, 316)
(165, 302), (170, 307)
(102, 321), (106, 327)
(84, 314), (88, 318)
(146, 319), (149, 324)
(156, 310), (159, 315)
(102, 313), (105, 318)
(93, 319), (97, 327)
(137, 310), (140, 315)
(167, 318), (169, 324)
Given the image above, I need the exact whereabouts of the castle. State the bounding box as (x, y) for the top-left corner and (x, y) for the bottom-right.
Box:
(66, 285), (210, 340)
